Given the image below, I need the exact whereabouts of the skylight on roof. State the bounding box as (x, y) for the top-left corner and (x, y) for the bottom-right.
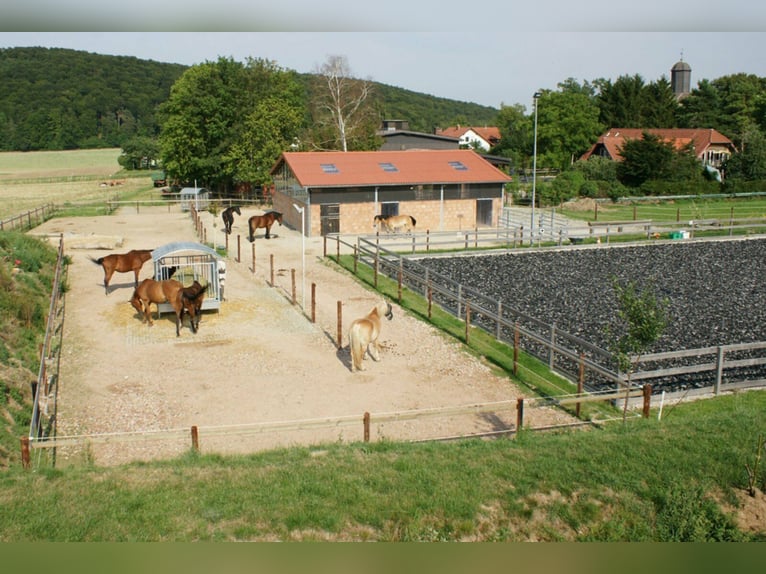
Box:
(320, 163), (339, 174)
(448, 161), (468, 171)
(378, 162), (399, 173)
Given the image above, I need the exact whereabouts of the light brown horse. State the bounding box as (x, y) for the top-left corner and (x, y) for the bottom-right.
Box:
(248, 210), (283, 241)
(90, 249), (153, 294)
(348, 300), (393, 372)
(374, 214), (416, 234)
(130, 279), (207, 337)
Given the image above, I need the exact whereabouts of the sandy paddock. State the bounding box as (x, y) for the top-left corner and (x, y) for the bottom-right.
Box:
(31, 205), (575, 466)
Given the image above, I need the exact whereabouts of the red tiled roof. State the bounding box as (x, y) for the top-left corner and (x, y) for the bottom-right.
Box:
(274, 150), (512, 187)
(436, 126), (501, 143)
(580, 128), (736, 162)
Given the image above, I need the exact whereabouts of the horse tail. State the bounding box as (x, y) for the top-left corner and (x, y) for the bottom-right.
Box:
(409, 216), (417, 227)
(89, 255), (105, 266)
(348, 324), (364, 371)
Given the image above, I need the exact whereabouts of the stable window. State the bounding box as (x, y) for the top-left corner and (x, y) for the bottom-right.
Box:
(448, 161), (468, 171)
(320, 163), (339, 174)
(378, 162), (399, 172)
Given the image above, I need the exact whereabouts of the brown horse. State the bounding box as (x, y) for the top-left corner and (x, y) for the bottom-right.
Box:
(374, 214), (416, 234)
(348, 300), (393, 372)
(90, 249), (153, 294)
(248, 210), (283, 241)
(130, 279), (208, 336)
(221, 205), (241, 234)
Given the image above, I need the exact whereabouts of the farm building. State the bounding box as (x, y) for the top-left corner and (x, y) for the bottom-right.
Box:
(269, 149), (513, 237)
(179, 187), (210, 212)
(152, 242), (223, 314)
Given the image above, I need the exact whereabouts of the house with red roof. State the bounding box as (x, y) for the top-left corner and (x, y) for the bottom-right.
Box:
(580, 128), (736, 168)
(435, 126), (501, 151)
(270, 149), (512, 236)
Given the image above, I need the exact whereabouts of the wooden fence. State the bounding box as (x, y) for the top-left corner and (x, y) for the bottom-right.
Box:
(21, 387), (652, 468)
(322, 232), (766, 400)
(0, 204), (55, 232)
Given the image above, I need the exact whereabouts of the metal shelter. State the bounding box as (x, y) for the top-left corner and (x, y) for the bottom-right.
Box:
(179, 187), (210, 212)
(152, 242), (222, 314)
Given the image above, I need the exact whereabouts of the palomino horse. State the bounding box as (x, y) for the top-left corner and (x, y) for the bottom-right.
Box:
(222, 205), (241, 234)
(348, 300), (394, 372)
(90, 249), (153, 294)
(374, 214), (416, 234)
(130, 279), (208, 337)
(248, 210), (283, 241)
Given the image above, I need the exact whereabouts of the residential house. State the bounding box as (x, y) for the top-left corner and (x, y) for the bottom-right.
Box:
(435, 125), (501, 152)
(270, 149), (512, 237)
(580, 128), (737, 169)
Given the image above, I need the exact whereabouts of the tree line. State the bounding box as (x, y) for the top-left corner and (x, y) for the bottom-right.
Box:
(491, 73), (766, 203)
(3, 46), (766, 200)
(0, 47), (496, 155)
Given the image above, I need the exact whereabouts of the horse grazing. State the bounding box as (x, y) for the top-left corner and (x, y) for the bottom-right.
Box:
(130, 279), (207, 337)
(248, 210), (283, 241)
(90, 249), (153, 294)
(348, 300), (394, 372)
(155, 265), (177, 281)
(374, 214), (416, 234)
(222, 205), (241, 234)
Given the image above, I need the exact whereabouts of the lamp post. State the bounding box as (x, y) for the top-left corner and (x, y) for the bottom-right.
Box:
(292, 203), (306, 310)
(530, 91), (541, 245)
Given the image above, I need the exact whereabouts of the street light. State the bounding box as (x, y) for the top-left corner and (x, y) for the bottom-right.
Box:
(530, 91), (542, 245)
(292, 203), (306, 310)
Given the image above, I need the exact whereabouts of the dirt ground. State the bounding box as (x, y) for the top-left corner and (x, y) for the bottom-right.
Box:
(31, 205), (575, 466)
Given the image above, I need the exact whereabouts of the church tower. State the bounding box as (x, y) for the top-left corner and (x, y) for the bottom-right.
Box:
(671, 54), (692, 99)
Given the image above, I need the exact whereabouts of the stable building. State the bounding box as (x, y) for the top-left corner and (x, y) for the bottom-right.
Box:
(270, 149), (512, 237)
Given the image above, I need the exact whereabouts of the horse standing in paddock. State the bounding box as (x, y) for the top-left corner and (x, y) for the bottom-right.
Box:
(221, 205), (241, 234)
(248, 210), (283, 241)
(348, 300), (394, 372)
(90, 249), (153, 294)
(155, 265), (177, 281)
(374, 214), (416, 234)
(130, 279), (208, 337)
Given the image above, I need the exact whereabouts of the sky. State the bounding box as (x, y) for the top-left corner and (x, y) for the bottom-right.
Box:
(2, 3), (766, 111)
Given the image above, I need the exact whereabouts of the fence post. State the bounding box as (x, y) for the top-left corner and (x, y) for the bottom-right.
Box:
(270, 254), (275, 286)
(513, 323), (520, 377)
(715, 346), (724, 395)
(465, 303), (471, 345)
(20, 437), (30, 469)
(577, 353), (585, 418)
(427, 285), (433, 320)
(496, 300), (502, 339)
(311, 283), (317, 323)
(291, 269), (297, 305)
(642, 384), (652, 418)
(363, 412), (371, 442)
(516, 398), (524, 431)
(457, 284), (462, 320)
(353, 245), (358, 274)
(374, 252), (379, 288)
(337, 301), (343, 349)
(251, 243), (256, 274)
(191, 426), (199, 453)
(237, 235), (241, 263)
(548, 321), (556, 370)
(398, 260), (403, 303)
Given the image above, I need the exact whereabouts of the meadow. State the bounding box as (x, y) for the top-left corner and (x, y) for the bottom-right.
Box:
(0, 148), (153, 219)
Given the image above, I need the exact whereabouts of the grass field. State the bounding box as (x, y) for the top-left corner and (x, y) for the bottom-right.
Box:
(0, 148), (155, 219)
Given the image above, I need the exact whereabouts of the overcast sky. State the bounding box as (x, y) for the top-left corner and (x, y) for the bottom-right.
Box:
(2, 3), (765, 110)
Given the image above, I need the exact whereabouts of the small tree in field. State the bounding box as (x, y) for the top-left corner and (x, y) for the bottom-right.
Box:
(609, 278), (669, 422)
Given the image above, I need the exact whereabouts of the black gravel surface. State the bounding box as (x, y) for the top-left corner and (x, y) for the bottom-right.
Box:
(417, 237), (766, 391)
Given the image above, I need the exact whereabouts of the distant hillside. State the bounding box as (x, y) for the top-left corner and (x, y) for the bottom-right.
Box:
(0, 47), (187, 151)
(0, 47), (499, 153)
